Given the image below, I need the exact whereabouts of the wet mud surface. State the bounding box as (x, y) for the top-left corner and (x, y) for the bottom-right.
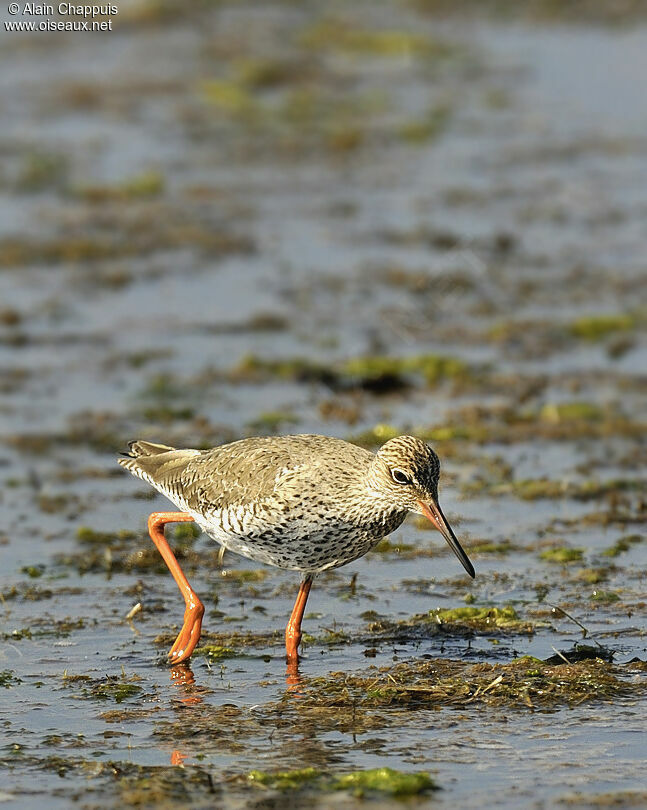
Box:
(1, 1), (646, 808)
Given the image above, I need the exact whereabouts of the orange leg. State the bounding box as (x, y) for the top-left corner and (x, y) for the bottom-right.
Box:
(171, 750), (187, 766)
(147, 512), (205, 665)
(285, 576), (312, 665)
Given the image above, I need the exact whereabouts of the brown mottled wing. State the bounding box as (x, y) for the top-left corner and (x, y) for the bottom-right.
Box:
(118, 435), (371, 515)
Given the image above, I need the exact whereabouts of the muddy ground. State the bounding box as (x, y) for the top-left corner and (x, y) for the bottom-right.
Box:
(0, 1), (646, 808)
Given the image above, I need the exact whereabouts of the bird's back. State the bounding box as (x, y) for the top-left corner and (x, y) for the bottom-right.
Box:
(119, 435), (371, 510)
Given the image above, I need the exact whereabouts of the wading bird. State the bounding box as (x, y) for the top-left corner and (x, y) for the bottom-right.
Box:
(119, 434), (475, 668)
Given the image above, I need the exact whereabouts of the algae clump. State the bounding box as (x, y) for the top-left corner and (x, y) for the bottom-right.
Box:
(570, 314), (636, 340)
(540, 548), (584, 564)
(539, 402), (605, 423)
(247, 766), (437, 797)
(248, 767), (321, 790)
(341, 353), (467, 387)
(575, 568), (609, 584)
(589, 590), (620, 603)
(0, 670), (22, 689)
(432, 605), (520, 627)
(602, 534), (643, 557)
(197, 645), (237, 661)
(334, 767), (437, 797)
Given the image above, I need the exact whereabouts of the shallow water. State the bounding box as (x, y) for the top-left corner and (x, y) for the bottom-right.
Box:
(1, 2), (646, 808)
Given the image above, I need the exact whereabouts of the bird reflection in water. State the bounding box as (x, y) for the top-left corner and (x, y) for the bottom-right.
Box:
(286, 659), (304, 691)
(167, 659), (305, 765)
(168, 663), (202, 766)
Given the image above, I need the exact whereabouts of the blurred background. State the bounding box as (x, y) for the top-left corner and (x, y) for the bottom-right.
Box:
(1, 1), (646, 808)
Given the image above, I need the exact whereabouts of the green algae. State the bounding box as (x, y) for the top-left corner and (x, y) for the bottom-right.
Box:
(334, 767), (438, 797)
(570, 313), (636, 340)
(77, 171), (165, 202)
(197, 645), (237, 661)
(246, 766), (437, 797)
(432, 605), (526, 629)
(200, 79), (260, 118)
(0, 671), (22, 689)
(341, 353), (468, 387)
(589, 590), (620, 604)
(511, 655), (545, 666)
(198, 71), (379, 157)
(574, 568), (610, 584)
(248, 767), (321, 790)
(367, 604), (537, 639)
(76, 526), (137, 545)
(231, 352), (470, 391)
(541, 547), (585, 564)
(231, 354), (335, 384)
(506, 479), (566, 499)
(350, 423), (402, 446)
(20, 564), (45, 578)
(350, 421), (488, 448)
(467, 539), (518, 555)
(72, 674), (144, 704)
(601, 534), (643, 557)
(219, 568), (268, 583)
(173, 523), (202, 542)
(539, 401), (606, 422)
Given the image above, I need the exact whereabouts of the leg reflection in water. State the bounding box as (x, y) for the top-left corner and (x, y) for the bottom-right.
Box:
(168, 663), (204, 765)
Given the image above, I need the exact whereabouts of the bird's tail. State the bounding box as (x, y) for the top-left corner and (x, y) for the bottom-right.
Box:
(117, 440), (201, 505)
(121, 439), (177, 458)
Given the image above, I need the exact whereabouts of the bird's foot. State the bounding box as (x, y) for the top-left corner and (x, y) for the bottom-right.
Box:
(167, 598), (204, 664)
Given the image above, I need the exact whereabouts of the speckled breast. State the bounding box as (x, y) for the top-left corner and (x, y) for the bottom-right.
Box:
(194, 503), (408, 573)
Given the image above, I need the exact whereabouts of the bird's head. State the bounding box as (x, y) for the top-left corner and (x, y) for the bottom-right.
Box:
(369, 435), (475, 578)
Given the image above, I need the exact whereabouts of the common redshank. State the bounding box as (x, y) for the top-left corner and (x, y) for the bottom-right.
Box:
(118, 434), (474, 667)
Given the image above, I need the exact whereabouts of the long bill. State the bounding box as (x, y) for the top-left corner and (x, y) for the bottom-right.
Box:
(418, 499), (475, 579)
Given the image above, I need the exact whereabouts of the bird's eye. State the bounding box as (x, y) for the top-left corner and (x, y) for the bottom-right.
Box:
(391, 468), (412, 485)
